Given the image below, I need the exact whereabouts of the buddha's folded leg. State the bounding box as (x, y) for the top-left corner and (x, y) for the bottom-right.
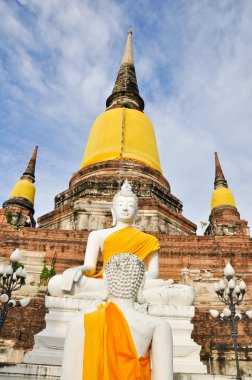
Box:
(142, 284), (195, 306)
(144, 278), (173, 289)
(73, 277), (108, 299)
(48, 274), (107, 298)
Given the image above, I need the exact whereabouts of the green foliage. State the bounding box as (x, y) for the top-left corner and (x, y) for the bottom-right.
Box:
(73, 209), (80, 222)
(203, 351), (210, 360)
(40, 254), (57, 286)
(49, 267), (56, 278)
(5, 210), (22, 228)
(72, 209), (80, 229)
(40, 260), (50, 284)
(122, 101), (132, 109)
(6, 211), (13, 224)
(12, 262), (24, 272)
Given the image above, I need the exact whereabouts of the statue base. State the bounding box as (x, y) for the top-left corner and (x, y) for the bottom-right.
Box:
(24, 296), (206, 374)
(148, 304), (206, 374)
(0, 364), (249, 380)
(24, 297), (102, 366)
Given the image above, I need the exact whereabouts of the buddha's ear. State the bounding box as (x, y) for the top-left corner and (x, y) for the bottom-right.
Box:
(111, 208), (116, 227)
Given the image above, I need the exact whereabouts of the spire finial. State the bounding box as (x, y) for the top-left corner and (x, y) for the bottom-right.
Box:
(214, 152), (228, 189)
(112, 179), (138, 207)
(21, 145), (38, 183)
(106, 31), (144, 111)
(121, 29), (134, 65)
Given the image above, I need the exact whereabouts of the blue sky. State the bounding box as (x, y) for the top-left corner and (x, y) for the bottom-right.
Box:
(1, 0), (252, 234)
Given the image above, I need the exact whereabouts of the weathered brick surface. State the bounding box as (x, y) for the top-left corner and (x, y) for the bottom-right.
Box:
(0, 222), (89, 273)
(38, 160), (196, 235)
(0, 295), (47, 351)
(192, 309), (252, 365)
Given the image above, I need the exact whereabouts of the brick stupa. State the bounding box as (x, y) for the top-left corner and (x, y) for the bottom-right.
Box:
(38, 31), (196, 236)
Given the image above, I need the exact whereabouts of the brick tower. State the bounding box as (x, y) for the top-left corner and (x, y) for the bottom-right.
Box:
(38, 32), (196, 235)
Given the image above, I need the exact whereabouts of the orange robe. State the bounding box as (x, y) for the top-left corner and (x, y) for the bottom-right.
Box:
(83, 302), (151, 380)
(92, 226), (160, 278)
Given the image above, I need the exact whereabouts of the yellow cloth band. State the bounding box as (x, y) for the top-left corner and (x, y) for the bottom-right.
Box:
(83, 302), (151, 380)
(88, 226), (160, 278)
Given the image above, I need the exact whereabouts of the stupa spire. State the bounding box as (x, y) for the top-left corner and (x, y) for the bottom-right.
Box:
(2, 146), (38, 227)
(106, 30), (144, 112)
(211, 152), (236, 211)
(214, 152), (228, 189)
(21, 145), (38, 183)
(204, 152), (249, 236)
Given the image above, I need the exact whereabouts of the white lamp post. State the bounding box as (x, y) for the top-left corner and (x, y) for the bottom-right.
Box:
(210, 263), (251, 380)
(0, 249), (30, 335)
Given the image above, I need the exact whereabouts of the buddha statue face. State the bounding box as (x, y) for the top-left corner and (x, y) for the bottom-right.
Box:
(111, 180), (138, 225)
(112, 196), (137, 224)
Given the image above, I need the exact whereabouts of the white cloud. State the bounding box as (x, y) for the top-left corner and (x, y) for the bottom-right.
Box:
(143, 0), (252, 230)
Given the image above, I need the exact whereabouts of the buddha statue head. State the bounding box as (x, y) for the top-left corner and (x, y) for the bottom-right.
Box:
(104, 253), (145, 301)
(111, 180), (138, 226)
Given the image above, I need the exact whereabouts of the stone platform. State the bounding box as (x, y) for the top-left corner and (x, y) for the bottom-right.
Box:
(174, 376), (250, 380)
(0, 364), (250, 380)
(23, 296), (206, 374)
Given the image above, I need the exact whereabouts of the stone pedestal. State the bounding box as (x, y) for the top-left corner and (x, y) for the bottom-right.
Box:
(24, 297), (102, 366)
(148, 305), (206, 373)
(24, 296), (206, 374)
(0, 364), (61, 380)
(1, 364), (250, 380)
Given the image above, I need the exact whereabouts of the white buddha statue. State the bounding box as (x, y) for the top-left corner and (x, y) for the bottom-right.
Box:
(61, 254), (173, 380)
(48, 180), (194, 306)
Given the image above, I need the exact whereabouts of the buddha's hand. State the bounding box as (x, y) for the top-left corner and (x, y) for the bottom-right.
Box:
(60, 268), (82, 292)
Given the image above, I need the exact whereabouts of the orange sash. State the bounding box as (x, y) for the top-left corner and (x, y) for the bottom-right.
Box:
(93, 226), (160, 278)
(83, 302), (151, 380)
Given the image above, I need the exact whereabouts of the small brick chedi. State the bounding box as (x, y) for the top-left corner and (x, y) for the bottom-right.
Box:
(0, 31), (252, 377)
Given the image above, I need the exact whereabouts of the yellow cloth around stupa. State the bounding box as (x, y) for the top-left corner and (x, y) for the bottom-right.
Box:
(80, 108), (162, 173)
(10, 179), (35, 204)
(211, 186), (236, 210)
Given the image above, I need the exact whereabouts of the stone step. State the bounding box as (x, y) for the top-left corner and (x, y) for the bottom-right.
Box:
(0, 364), (250, 380)
(174, 375), (249, 380)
